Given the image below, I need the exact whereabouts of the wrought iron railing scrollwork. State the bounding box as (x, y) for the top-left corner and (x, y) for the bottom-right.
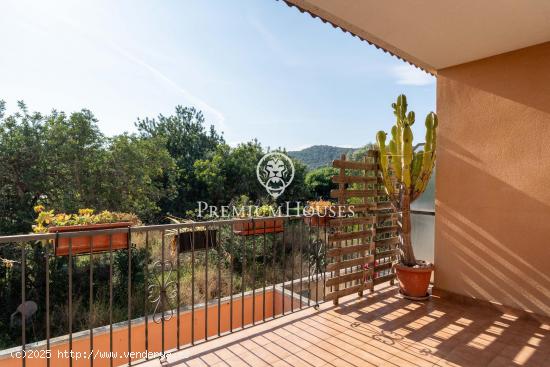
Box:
(148, 260), (177, 324)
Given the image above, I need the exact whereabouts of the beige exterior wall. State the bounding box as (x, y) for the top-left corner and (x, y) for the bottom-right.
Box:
(435, 42), (550, 317)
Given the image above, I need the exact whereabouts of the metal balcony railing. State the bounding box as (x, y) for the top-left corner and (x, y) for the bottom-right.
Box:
(0, 216), (327, 367)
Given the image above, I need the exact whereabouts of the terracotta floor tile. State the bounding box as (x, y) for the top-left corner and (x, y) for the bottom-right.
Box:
(271, 336), (304, 354)
(486, 356), (516, 367)
(315, 339), (349, 358)
(230, 351), (271, 367)
(184, 357), (209, 367)
(226, 343), (248, 356)
(328, 333), (368, 349)
(252, 335), (272, 346)
(403, 343), (443, 365)
(213, 348), (239, 361)
(282, 353), (316, 367)
(303, 344), (340, 364)
(247, 346), (281, 364)
(259, 342), (292, 360)
(270, 359), (294, 367)
(199, 352), (224, 365)
(220, 357), (252, 367)
(337, 349), (378, 367)
(352, 346), (399, 366)
(320, 360), (357, 367)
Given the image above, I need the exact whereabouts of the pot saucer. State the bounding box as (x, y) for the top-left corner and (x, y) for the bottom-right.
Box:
(398, 288), (431, 301)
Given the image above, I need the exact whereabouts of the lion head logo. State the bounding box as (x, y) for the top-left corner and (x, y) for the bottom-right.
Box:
(257, 152), (295, 199)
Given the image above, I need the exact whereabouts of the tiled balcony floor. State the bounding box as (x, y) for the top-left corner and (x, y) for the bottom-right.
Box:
(142, 285), (549, 367)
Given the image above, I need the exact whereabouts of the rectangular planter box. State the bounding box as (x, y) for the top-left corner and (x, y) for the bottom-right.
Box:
(49, 222), (132, 256)
(233, 218), (284, 236)
(175, 229), (218, 253)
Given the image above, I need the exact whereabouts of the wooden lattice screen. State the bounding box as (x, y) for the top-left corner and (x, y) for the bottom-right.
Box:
(325, 150), (399, 305)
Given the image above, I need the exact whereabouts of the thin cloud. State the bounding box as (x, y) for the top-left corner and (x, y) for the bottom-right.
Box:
(391, 64), (435, 86)
(48, 14), (227, 132)
(105, 40), (227, 131)
(248, 14), (301, 67)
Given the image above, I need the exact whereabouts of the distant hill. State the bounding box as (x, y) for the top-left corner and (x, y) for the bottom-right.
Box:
(288, 145), (358, 169)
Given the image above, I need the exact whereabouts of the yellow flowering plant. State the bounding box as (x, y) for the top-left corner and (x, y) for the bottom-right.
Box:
(32, 206), (140, 233)
(305, 200), (334, 216)
(230, 195), (278, 218)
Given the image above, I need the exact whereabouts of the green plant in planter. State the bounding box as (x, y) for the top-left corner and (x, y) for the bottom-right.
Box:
(230, 195), (278, 218)
(32, 207), (141, 233)
(376, 95), (438, 267)
(305, 200), (334, 216)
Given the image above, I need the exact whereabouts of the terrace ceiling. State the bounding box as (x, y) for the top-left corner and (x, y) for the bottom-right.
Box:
(283, 0), (550, 74)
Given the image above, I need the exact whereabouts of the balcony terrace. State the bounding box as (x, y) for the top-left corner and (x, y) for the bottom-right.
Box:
(0, 211), (548, 367)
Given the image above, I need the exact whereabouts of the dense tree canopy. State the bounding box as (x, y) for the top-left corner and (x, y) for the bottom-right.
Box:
(0, 102), (316, 235)
(135, 106), (224, 216)
(0, 103), (192, 234)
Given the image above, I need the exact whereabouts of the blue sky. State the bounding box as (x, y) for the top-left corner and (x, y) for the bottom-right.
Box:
(0, 0), (435, 150)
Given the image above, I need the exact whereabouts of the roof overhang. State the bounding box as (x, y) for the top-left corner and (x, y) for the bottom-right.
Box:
(282, 0), (550, 74)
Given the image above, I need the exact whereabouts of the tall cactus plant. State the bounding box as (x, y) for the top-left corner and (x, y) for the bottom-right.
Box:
(376, 95), (438, 267)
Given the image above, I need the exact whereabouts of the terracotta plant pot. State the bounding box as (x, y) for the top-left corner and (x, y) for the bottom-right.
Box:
(233, 218), (284, 236)
(303, 214), (329, 227)
(395, 263), (434, 298)
(175, 229), (218, 253)
(49, 222), (132, 256)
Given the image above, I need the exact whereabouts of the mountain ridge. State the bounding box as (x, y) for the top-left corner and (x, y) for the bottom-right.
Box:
(288, 145), (358, 169)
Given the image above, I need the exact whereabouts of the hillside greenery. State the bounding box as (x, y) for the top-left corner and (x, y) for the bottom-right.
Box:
(288, 145), (357, 169)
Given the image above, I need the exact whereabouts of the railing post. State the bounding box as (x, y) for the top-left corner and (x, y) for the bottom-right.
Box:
(21, 242), (26, 367)
(68, 237), (73, 367)
(176, 227), (181, 349)
(89, 234), (94, 367)
(127, 227), (133, 366)
(46, 235), (53, 367)
(217, 225), (222, 336)
(109, 234), (113, 367)
(251, 218), (256, 325)
(144, 231), (149, 359)
(205, 225), (208, 340)
(191, 224), (195, 344)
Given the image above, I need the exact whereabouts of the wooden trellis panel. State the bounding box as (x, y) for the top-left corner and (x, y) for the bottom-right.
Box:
(324, 150), (398, 305)
(368, 150), (399, 287)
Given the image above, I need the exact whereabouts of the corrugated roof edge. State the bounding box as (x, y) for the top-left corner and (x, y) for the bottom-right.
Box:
(279, 0), (436, 76)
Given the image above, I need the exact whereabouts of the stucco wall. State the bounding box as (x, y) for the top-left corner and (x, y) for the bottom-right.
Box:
(435, 42), (550, 317)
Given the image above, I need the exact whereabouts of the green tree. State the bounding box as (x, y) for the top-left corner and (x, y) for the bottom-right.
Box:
(305, 167), (338, 199)
(104, 134), (178, 222)
(42, 109), (108, 212)
(0, 102), (179, 234)
(135, 106), (224, 215)
(194, 141), (266, 205)
(0, 101), (49, 234)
